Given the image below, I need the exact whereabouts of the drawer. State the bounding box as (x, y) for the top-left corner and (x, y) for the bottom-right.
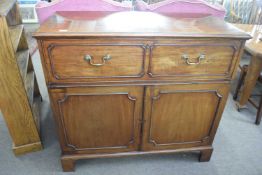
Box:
(148, 43), (239, 79)
(45, 43), (146, 80)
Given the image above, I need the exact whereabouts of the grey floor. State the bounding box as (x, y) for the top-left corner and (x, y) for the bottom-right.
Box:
(0, 50), (262, 175)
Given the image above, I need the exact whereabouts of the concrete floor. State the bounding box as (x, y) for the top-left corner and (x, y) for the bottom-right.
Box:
(0, 50), (262, 175)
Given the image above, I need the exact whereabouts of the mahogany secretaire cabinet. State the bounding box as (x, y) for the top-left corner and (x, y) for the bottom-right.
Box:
(34, 11), (250, 171)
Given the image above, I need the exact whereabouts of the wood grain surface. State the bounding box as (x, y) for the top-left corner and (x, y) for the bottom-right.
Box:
(142, 83), (229, 151)
(34, 11), (249, 171)
(0, 17), (41, 154)
(0, 1), (42, 155)
(33, 11), (251, 39)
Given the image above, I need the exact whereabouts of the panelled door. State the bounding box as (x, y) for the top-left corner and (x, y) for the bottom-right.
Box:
(141, 83), (229, 151)
(50, 86), (144, 154)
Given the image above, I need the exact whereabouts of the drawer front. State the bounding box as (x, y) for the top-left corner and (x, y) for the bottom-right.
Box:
(46, 43), (146, 80)
(148, 43), (239, 79)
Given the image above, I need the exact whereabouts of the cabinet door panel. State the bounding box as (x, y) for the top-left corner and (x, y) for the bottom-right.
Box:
(142, 84), (229, 150)
(50, 86), (143, 154)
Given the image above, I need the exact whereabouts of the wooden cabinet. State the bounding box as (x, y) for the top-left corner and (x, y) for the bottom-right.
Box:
(34, 11), (250, 171)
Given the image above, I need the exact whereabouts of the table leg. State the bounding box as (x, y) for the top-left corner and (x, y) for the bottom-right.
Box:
(255, 96), (262, 125)
(238, 55), (262, 107)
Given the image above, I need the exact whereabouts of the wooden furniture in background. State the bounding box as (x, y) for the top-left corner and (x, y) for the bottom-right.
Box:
(34, 11), (250, 172)
(233, 64), (262, 125)
(0, 0), (43, 155)
(233, 24), (262, 125)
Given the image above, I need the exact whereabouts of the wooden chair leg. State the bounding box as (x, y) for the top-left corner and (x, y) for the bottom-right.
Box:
(255, 96), (262, 125)
(233, 65), (248, 100)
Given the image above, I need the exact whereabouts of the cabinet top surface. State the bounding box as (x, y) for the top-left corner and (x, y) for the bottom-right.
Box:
(34, 11), (250, 39)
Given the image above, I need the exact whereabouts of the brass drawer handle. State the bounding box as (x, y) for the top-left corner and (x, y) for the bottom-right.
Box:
(84, 54), (111, 66)
(181, 53), (205, 65)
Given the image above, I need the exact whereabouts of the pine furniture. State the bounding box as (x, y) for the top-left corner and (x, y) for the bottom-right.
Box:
(233, 24), (262, 125)
(34, 11), (250, 172)
(0, 0), (43, 155)
(233, 63), (262, 125)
